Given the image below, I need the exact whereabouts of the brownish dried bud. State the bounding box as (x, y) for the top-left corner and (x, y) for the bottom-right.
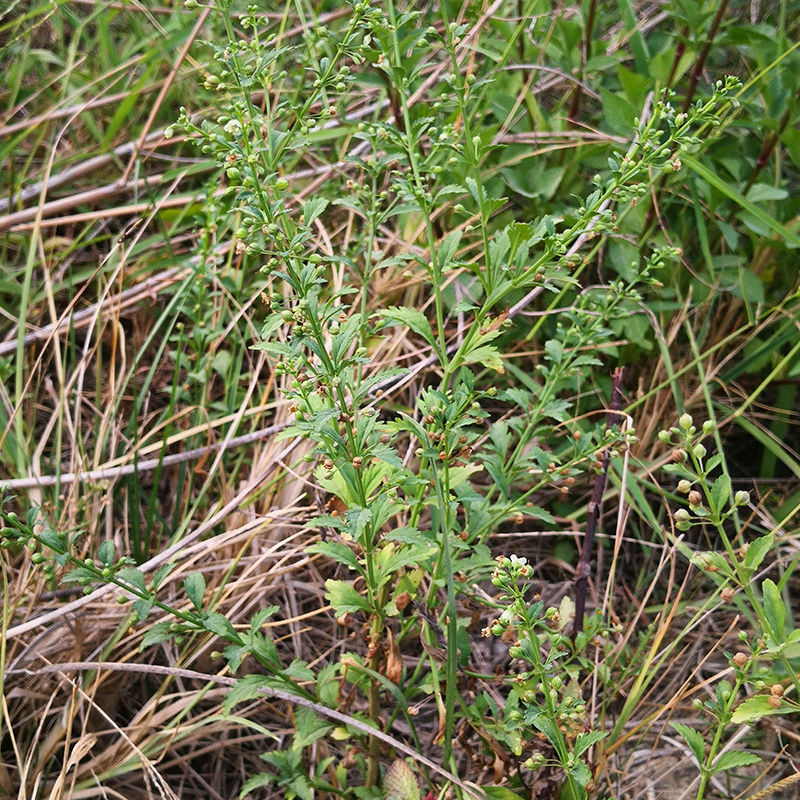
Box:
(501, 627), (517, 643)
(352, 457), (363, 468)
(394, 591), (412, 611)
(768, 695), (782, 709)
(770, 683), (784, 697)
(672, 448), (686, 462)
(384, 629), (402, 684)
(732, 652), (748, 668)
(721, 587), (735, 603)
(688, 490), (703, 507)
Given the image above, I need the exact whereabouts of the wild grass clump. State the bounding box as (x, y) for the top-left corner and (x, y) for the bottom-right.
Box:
(2, 1), (800, 799)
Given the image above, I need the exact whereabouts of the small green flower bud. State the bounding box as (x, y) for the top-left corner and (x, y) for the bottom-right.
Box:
(679, 413), (693, 430)
(734, 491), (750, 506)
(674, 509), (691, 522)
(693, 443), (707, 459)
(274, 177), (289, 191)
(524, 752), (546, 769)
(658, 430), (671, 444)
(702, 420), (715, 434)
(677, 479), (692, 493)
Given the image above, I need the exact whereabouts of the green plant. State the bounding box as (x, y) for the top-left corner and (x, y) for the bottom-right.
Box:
(160, 0), (746, 792)
(659, 413), (800, 799)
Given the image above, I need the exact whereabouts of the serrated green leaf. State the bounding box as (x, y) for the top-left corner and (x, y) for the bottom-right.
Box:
(303, 197), (329, 227)
(306, 541), (359, 571)
(731, 693), (798, 723)
(489, 419), (510, 457)
(140, 621), (175, 649)
(250, 631), (280, 667)
(285, 658), (314, 682)
(375, 544), (436, 589)
(371, 443), (404, 469)
(305, 513), (347, 531)
(711, 750), (761, 775)
(378, 306), (437, 349)
(523, 504), (555, 524)
(528, 712), (559, 747)
(544, 339), (563, 364)
(385, 527), (434, 546)
(709, 474), (731, 514)
(153, 562), (177, 591)
(316, 662), (339, 706)
(344, 506), (372, 541)
(325, 579), (371, 615)
(249, 606), (280, 632)
(438, 229), (462, 267)
(567, 757), (592, 788)
(293, 705), (333, 750)
(384, 759), (419, 800)
(444, 463), (484, 489)
(461, 344), (505, 372)
(184, 572), (206, 612)
(117, 567), (147, 593)
(574, 729), (607, 758)
(223, 674), (274, 715)
(762, 578), (786, 641)
(62, 566), (97, 584)
(97, 540), (115, 566)
(132, 599), (153, 621)
(203, 611), (241, 643)
(451, 299), (476, 315)
(38, 527), (65, 552)
(670, 722), (705, 763)
(744, 533), (773, 571)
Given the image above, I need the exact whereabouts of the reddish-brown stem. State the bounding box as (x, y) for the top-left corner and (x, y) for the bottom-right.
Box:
(572, 367), (624, 639)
